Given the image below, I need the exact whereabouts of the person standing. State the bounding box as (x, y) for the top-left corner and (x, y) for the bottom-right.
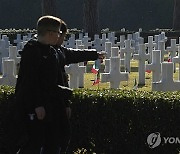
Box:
(54, 20), (104, 153)
(15, 16), (73, 154)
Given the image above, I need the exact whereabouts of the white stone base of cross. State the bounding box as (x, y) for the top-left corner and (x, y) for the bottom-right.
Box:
(0, 59), (17, 86)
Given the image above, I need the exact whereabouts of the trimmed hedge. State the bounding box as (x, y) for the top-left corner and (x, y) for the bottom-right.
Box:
(0, 86), (180, 153)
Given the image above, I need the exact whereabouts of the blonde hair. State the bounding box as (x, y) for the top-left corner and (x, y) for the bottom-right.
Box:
(37, 15), (61, 36)
(61, 20), (68, 34)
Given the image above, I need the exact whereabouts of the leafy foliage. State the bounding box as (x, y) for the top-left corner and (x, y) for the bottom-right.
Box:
(70, 89), (180, 153)
(0, 86), (180, 153)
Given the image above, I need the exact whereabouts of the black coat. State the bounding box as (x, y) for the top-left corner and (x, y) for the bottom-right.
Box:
(15, 40), (72, 114)
(15, 40), (98, 114)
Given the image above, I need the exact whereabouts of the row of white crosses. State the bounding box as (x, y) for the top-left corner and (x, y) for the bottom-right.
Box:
(144, 37), (180, 91)
(149, 49), (180, 91)
(101, 31), (180, 91)
(1, 31), (180, 91)
(0, 33), (32, 86)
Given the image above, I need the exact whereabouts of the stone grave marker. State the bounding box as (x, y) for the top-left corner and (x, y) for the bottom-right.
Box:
(145, 36), (156, 63)
(92, 34), (102, 52)
(134, 44), (150, 85)
(101, 48), (128, 89)
(78, 33), (83, 40)
(152, 62), (180, 91)
(105, 42), (112, 58)
(158, 41), (168, 62)
(82, 36), (92, 49)
(2, 35), (11, 48)
(154, 35), (159, 50)
(75, 40), (82, 49)
(0, 39), (9, 73)
(67, 34), (76, 48)
(4, 46), (21, 76)
(108, 32), (117, 46)
(101, 33), (109, 51)
(146, 50), (161, 82)
(120, 40), (135, 72)
(14, 34), (22, 50)
(77, 44), (86, 88)
(167, 39), (178, 61)
(0, 59), (16, 86)
(167, 39), (178, 72)
(173, 47), (180, 80)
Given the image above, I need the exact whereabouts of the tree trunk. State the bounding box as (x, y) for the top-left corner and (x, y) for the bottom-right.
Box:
(173, 0), (180, 30)
(42, 0), (57, 16)
(83, 0), (100, 39)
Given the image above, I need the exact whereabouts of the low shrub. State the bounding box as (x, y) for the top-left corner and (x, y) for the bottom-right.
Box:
(0, 86), (180, 154)
(69, 89), (180, 154)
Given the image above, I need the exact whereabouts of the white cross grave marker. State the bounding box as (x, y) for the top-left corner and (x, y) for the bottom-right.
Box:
(77, 44), (86, 88)
(152, 62), (180, 91)
(0, 39), (9, 73)
(167, 39), (178, 72)
(101, 33), (109, 50)
(75, 40), (82, 49)
(14, 34), (22, 50)
(65, 64), (86, 89)
(158, 41), (168, 62)
(105, 42), (112, 59)
(133, 44), (150, 85)
(67, 34), (76, 48)
(82, 36), (92, 49)
(108, 32), (117, 46)
(154, 35), (159, 50)
(120, 40), (135, 72)
(101, 48), (128, 89)
(167, 39), (178, 61)
(92, 35), (102, 52)
(0, 59), (16, 86)
(116, 35), (125, 49)
(78, 33), (83, 41)
(2, 35), (11, 48)
(173, 47), (180, 80)
(145, 36), (156, 63)
(104, 59), (110, 73)
(145, 50), (161, 82)
(4, 46), (21, 76)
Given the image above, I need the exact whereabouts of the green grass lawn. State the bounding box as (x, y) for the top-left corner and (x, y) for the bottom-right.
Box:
(83, 60), (180, 91)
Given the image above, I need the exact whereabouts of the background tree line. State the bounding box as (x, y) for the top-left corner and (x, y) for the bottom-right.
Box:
(0, 0), (175, 35)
